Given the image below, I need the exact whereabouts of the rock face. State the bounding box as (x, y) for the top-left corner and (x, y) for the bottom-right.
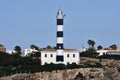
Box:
(1, 59), (120, 80)
(0, 67), (120, 80)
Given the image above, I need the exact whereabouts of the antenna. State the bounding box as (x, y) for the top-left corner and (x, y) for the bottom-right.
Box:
(82, 43), (85, 49)
(59, 6), (61, 10)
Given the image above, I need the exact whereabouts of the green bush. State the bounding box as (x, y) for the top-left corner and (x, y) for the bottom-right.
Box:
(80, 51), (99, 58)
(98, 55), (120, 60)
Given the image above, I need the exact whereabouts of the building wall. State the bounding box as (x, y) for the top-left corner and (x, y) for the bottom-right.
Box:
(64, 52), (80, 65)
(0, 46), (6, 52)
(22, 49), (39, 57)
(22, 49), (33, 57)
(6, 50), (15, 54)
(41, 51), (80, 65)
(97, 50), (120, 56)
(41, 51), (56, 65)
(97, 50), (108, 56)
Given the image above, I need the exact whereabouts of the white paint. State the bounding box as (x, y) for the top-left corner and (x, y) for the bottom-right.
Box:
(57, 49), (64, 55)
(6, 50), (15, 54)
(57, 25), (63, 31)
(41, 49), (80, 65)
(57, 37), (63, 43)
(56, 10), (64, 19)
(41, 51), (56, 65)
(22, 48), (39, 57)
(97, 50), (108, 56)
(64, 51), (80, 65)
(97, 50), (120, 56)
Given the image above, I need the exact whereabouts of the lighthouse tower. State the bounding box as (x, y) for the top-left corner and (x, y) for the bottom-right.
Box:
(40, 10), (80, 65)
(56, 10), (64, 62)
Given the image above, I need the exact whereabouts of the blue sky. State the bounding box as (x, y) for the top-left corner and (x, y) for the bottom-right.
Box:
(0, 0), (120, 50)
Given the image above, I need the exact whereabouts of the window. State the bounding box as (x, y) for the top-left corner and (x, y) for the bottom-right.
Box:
(51, 54), (53, 57)
(73, 54), (75, 58)
(45, 54), (47, 57)
(67, 54), (69, 58)
(56, 56), (64, 62)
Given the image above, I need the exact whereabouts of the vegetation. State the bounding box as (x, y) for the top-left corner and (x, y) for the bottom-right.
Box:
(87, 40), (95, 48)
(98, 54), (120, 60)
(81, 40), (99, 58)
(0, 51), (103, 77)
(80, 51), (99, 58)
(80, 61), (102, 68)
(0, 51), (41, 77)
(81, 40), (119, 59)
(0, 40), (119, 77)
(0, 44), (4, 47)
(14, 46), (22, 54)
(46, 45), (52, 49)
(30, 44), (39, 50)
(109, 44), (117, 50)
(97, 45), (103, 50)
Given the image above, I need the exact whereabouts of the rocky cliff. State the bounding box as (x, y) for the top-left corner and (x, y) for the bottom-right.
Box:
(0, 67), (120, 80)
(0, 58), (120, 80)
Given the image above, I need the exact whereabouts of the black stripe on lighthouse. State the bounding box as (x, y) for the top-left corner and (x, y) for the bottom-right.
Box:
(57, 31), (63, 37)
(56, 56), (64, 61)
(57, 44), (64, 49)
(57, 19), (63, 25)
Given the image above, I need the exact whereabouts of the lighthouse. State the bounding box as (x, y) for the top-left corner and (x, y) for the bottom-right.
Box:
(56, 10), (64, 62)
(40, 10), (80, 65)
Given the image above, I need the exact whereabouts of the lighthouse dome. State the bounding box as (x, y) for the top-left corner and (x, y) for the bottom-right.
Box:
(57, 10), (64, 19)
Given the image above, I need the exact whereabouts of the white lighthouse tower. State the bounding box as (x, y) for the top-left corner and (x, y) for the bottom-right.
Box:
(56, 10), (64, 62)
(41, 10), (80, 65)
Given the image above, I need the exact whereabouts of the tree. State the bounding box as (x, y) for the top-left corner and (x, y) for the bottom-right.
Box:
(109, 44), (117, 50)
(87, 40), (96, 52)
(53, 46), (57, 49)
(87, 40), (95, 48)
(91, 40), (95, 48)
(80, 51), (99, 58)
(30, 44), (39, 50)
(87, 40), (92, 48)
(14, 46), (22, 54)
(97, 45), (103, 50)
(46, 45), (52, 49)
(0, 44), (4, 47)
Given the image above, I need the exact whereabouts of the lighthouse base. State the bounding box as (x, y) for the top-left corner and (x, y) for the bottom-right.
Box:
(56, 55), (64, 62)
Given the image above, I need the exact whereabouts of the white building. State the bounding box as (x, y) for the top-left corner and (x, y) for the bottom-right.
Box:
(6, 50), (16, 54)
(41, 49), (80, 65)
(41, 10), (80, 65)
(97, 50), (108, 56)
(97, 50), (120, 56)
(22, 48), (39, 57)
(6, 48), (39, 57)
